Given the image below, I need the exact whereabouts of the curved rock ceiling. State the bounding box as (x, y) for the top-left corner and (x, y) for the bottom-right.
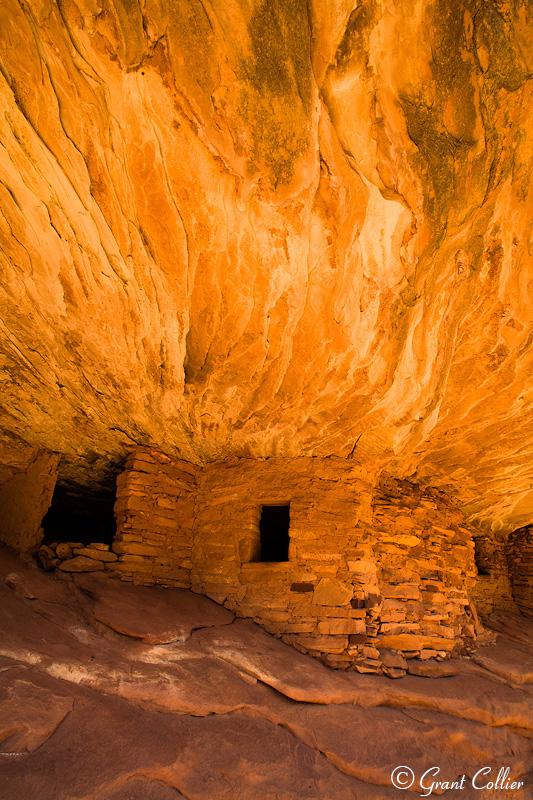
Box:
(1, 0), (532, 531)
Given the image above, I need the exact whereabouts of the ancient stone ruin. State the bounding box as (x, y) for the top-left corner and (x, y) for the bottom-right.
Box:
(1, 0), (533, 794)
(110, 448), (480, 674)
(1, 442), (528, 678)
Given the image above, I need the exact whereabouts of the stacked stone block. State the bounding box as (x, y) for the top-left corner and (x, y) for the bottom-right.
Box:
(469, 531), (518, 617)
(190, 456), (378, 669)
(38, 541), (118, 572)
(189, 459), (477, 674)
(507, 525), (533, 616)
(110, 449), (479, 673)
(112, 448), (198, 586)
(368, 476), (477, 673)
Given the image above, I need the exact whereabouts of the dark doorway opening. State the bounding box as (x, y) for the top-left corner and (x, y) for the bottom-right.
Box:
(42, 484), (116, 546)
(259, 505), (290, 562)
(474, 538), (490, 576)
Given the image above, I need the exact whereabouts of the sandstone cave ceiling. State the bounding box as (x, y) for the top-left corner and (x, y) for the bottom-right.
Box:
(0, 0), (532, 531)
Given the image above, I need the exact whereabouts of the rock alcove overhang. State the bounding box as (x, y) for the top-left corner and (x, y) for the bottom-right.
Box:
(0, 0), (532, 533)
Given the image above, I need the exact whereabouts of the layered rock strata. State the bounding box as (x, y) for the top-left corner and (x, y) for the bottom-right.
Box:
(0, 1), (532, 533)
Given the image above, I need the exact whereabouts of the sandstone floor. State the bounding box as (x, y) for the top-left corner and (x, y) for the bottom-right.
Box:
(0, 546), (532, 800)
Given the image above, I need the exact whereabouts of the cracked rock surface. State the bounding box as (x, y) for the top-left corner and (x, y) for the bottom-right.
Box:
(0, 547), (532, 799)
(1, 0), (533, 530)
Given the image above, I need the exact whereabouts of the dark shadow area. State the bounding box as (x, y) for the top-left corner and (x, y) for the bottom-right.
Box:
(474, 537), (491, 576)
(42, 484), (116, 545)
(259, 505), (290, 562)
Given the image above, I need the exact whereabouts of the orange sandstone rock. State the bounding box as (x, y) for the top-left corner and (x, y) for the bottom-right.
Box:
(0, 1), (531, 539)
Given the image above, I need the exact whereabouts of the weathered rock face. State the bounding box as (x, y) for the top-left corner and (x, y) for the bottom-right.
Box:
(1, 0), (533, 530)
(1, 547), (533, 798)
(0, 451), (59, 551)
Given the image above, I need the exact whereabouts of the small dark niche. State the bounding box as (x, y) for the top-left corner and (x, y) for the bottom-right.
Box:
(259, 504), (290, 562)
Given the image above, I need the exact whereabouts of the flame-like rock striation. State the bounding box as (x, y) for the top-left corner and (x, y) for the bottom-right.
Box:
(0, 0), (532, 530)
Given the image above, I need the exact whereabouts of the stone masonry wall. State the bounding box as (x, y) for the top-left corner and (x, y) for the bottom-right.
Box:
(112, 449), (198, 586)
(190, 456), (378, 669)
(370, 476), (477, 671)
(111, 450), (478, 673)
(507, 525), (533, 616)
(468, 530), (518, 617)
(189, 459), (477, 674)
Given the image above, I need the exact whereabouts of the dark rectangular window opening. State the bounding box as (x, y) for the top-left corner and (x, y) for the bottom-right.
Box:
(259, 505), (290, 562)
